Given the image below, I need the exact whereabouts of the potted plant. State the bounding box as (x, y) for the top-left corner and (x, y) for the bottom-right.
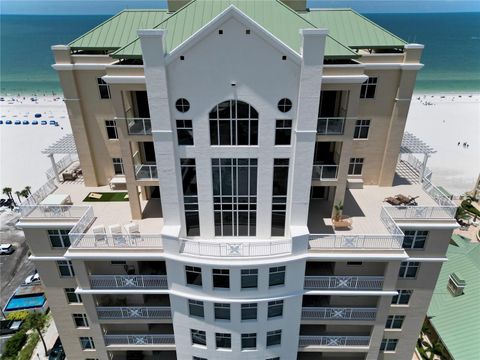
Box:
(332, 201), (352, 229)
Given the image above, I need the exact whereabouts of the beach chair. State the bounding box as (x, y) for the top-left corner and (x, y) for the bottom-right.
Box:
(92, 225), (107, 245)
(0, 121), (3, 125)
(109, 224), (126, 246)
(23, 120), (29, 125)
(395, 194), (419, 206)
(32, 121), (38, 125)
(41, 121), (47, 125)
(384, 196), (402, 206)
(125, 223), (141, 244)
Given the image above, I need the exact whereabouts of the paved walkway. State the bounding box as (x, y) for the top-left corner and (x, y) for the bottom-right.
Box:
(30, 317), (58, 360)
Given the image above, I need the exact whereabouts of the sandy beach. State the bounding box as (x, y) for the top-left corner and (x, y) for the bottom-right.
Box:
(0, 92), (479, 199)
(0, 95), (71, 194)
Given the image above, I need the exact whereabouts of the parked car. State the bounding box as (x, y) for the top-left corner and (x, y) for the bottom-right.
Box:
(24, 272), (40, 285)
(48, 337), (65, 360)
(0, 244), (14, 255)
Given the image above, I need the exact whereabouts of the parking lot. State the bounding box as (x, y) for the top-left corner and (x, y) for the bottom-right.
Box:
(0, 211), (35, 309)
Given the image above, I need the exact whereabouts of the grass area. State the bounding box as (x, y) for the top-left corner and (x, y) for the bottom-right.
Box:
(17, 331), (39, 360)
(83, 192), (128, 202)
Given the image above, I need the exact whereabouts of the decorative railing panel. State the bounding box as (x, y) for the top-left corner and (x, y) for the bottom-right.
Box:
(124, 118), (152, 136)
(97, 306), (171, 320)
(312, 165), (338, 180)
(104, 334), (174, 346)
(19, 178), (58, 216)
(135, 164), (158, 180)
(299, 335), (370, 347)
(301, 307), (376, 321)
(179, 239), (291, 257)
(70, 234), (163, 249)
(317, 117), (346, 135)
(304, 276), (383, 290)
(309, 233), (402, 249)
(90, 275), (168, 289)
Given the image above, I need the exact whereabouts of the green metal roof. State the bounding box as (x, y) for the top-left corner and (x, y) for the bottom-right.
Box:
(69, 10), (171, 49)
(302, 9), (406, 48)
(427, 235), (480, 360)
(112, 0), (356, 59)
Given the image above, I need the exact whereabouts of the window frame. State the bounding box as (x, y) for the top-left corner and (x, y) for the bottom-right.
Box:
(80, 337), (95, 350)
(353, 119), (370, 139)
(271, 159), (289, 237)
(73, 313), (89, 328)
(215, 332), (232, 349)
(214, 303), (230, 321)
(266, 330), (282, 347)
(241, 333), (257, 350)
(241, 303), (257, 321)
(191, 329), (207, 347)
(105, 120), (118, 139)
(47, 229), (71, 248)
(65, 288), (82, 303)
(181, 159), (200, 236)
(112, 157), (125, 175)
(185, 266), (202, 286)
(380, 338), (398, 352)
(277, 98), (292, 113)
(267, 300), (284, 319)
(402, 230), (428, 249)
(212, 269), (230, 289)
(176, 119), (194, 145)
(57, 260), (75, 277)
(188, 299), (204, 318)
(399, 261), (420, 279)
(385, 315), (405, 329)
(241, 269), (258, 289)
(391, 290), (413, 305)
(360, 77), (378, 99)
(275, 119), (292, 145)
(175, 98), (190, 113)
(348, 157), (364, 176)
(97, 78), (111, 99)
(269, 266), (286, 287)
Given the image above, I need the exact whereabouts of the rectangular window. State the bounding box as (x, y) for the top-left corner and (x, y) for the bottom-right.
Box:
(399, 261), (420, 278)
(353, 119), (370, 139)
(105, 120), (118, 139)
(73, 314), (89, 328)
(111, 261), (127, 265)
(80, 337), (95, 350)
(360, 77), (377, 99)
(214, 303), (230, 320)
(65, 288), (82, 303)
(97, 78), (111, 99)
(241, 333), (256, 350)
(48, 229), (71, 248)
(186, 266), (202, 286)
(181, 159), (200, 236)
(212, 158), (257, 237)
(271, 159), (289, 237)
(386, 315), (405, 329)
(193, 357), (207, 360)
(267, 300), (284, 318)
(188, 300), (204, 318)
(392, 290), (412, 305)
(241, 269), (258, 289)
(380, 338), (398, 352)
(176, 120), (194, 145)
(348, 157), (364, 175)
(212, 269), (230, 289)
(347, 261), (363, 266)
(112, 158), (124, 175)
(191, 329), (206, 346)
(275, 120), (292, 145)
(215, 333), (231, 349)
(57, 260), (74, 277)
(269, 266), (286, 287)
(266, 330), (282, 347)
(241, 303), (257, 321)
(403, 230), (428, 249)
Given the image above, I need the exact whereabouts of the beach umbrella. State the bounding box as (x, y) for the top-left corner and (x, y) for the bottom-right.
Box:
(34, 113), (42, 118)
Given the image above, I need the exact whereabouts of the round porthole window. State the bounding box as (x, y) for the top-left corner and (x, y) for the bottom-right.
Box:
(278, 98), (292, 113)
(175, 98), (190, 113)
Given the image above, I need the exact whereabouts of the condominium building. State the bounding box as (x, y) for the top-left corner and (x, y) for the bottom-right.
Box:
(17, 1), (458, 360)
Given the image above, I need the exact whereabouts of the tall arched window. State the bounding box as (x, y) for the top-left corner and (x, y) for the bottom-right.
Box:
(209, 100), (258, 145)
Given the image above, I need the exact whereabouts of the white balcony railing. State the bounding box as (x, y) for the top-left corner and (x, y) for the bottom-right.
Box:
(299, 335), (370, 347)
(135, 164), (158, 180)
(308, 233), (403, 249)
(301, 307), (377, 321)
(70, 234), (163, 249)
(104, 334), (175, 346)
(123, 118), (152, 135)
(90, 275), (168, 289)
(304, 276), (383, 290)
(317, 117), (345, 135)
(179, 238), (292, 257)
(18, 178), (58, 216)
(97, 306), (171, 320)
(19, 205), (88, 219)
(312, 165), (338, 180)
(45, 153), (79, 180)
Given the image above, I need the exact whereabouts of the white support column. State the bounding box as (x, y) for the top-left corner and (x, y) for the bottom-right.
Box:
(419, 153), (429, 183)
(288, 29), (328, 234)
(138, 29), (185, 232)
(48, 153), (60, 182)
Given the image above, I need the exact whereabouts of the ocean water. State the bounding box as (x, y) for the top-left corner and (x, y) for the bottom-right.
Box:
(1, 12), (479, 94)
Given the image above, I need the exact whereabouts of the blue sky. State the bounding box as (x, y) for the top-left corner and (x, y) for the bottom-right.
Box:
(1, 0), (479, 14)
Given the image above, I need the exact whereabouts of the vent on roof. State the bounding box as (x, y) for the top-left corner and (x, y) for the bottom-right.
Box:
(447, 273), (466, 297)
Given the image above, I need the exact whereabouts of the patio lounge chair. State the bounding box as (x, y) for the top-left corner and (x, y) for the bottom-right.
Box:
(395, 194), (419, 206)
(125, 223), (141, 243)
(109, 224), (126, 246)
(384, 196), (402, 206)
(92, 225), (107, 244)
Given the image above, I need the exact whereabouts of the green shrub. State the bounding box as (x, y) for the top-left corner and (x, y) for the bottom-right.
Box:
(461, 200), (480, 217)
(6, 310), (30, 321)
(1, 331), (27, 359)
(18, 332), (40, 360)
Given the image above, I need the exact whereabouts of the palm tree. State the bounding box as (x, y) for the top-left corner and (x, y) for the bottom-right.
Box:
(421, 340), (448, 360)
(2, 187), (12, 200)
(24, 186), (32, 195)
(20, 189), (30, 201)
(25, 313), (48, 356)
(333, 201), (344, 221)
(14, 191), (22, 204)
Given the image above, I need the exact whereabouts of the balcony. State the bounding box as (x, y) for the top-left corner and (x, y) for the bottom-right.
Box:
(308, 233), (402, 250)
(97, 306), (171, 320)
(71, 234), (163, 249)
(301, 307), (377, 321)
(304, 276), (384, 290)
(90, 275), (168, 289)
(125, 118), (152, 136)
(298, 335), (370, 348)
(312, 165), (339, 181)
(317, 117), (345, 135)
(135, 164), (158, 180)
(104, 334), (175, 346)
(179, 238), (292, 257)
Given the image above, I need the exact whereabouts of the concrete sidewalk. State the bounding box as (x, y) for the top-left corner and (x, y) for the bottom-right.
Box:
(30, 317), (58, 360)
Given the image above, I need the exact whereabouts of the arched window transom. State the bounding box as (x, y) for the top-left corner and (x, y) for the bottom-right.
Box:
(209, 100), (258, 145)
